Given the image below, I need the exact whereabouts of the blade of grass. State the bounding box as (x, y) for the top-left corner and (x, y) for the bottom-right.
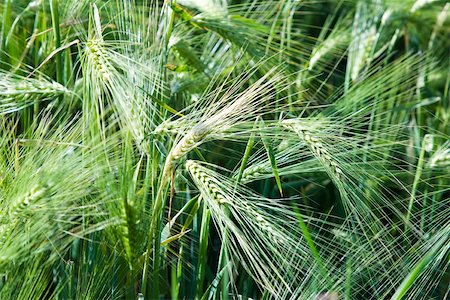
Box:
(391, 229), (449, 300)
(236, 120), (257, 184)
(195, 201), (210, 298)
(260, 120), (283, 196)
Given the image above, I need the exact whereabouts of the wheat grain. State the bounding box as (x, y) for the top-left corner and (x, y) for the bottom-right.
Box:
(188, 160), (283, 242)
(282, 120), (344, 180)
(0, 72), (68, 114)
(118, 200), (140, 263)
(10, 182), (52, 218)
(429, 143), (450, 169)
(186, 160), (228, 205)
(85, 39), (111, 82)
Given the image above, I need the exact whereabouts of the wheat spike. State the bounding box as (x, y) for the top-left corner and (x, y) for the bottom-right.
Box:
(9, 182), (52, 218)
(85, 38), (111, 82)
(0, 182), (52, 249)
(118, 199), (140, 263)
(0, 72), (68, 114)
(187, 159), (282, 241)
(241, 164), (272, 182)
(429, 142), (450, 169)
(282, 120), (344, 180)
(186, 160), (326, 296)
(170, 125), (211, 162)
(160, 67), (287, 176)
(186, 160), (228, 205)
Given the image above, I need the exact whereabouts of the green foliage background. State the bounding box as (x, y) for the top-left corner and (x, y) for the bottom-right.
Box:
(0, 0), (449, 299)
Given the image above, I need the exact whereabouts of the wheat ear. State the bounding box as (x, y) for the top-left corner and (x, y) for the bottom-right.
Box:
(186, 160), (276, 234)
(0, 182), (52, 248)
(0, 72), (68, 114)
(185, 160), (228, 205)
(186, 160), (309, 295)
(84, 38), (111, 82)
(428, 142), (450, 169)
(9, 182), (53, 218)
(282, 120), (344, 180)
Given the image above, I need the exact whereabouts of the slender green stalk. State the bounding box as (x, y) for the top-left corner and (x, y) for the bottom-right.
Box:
(293, 208), (327, 280)
(0, 0), (12, 69)
(195, 201), (210, 298)
(405, 136), (427, 234)
(49, 0), (63, 84)
(218, 221), (230, 300)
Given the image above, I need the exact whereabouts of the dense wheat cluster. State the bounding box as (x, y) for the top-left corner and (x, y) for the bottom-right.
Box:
(0, 0), (449, 299)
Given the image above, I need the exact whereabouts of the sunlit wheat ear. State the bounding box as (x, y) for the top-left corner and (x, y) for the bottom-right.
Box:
(0, 116), (116, 265)
(162, 67), (288, 177)
(282, 120), (344, 181)
(279, 118), (394, 236)
(9, 182), (53, 218)
(0, 71), (69, 114)
(85, 38), (112, 82)
(186, 160), (287, 295)
(82, 37), (149, 150)
(428, 140), (450, 169)
(81, 4), (160, 151)
(185, 160), (231, 205)
(185, 160), (330, 296)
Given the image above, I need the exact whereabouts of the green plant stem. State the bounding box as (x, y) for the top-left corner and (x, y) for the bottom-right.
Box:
(195, 201), (210, 298)
(405, 136), (427, 235)
(218, 207), (231, 300)
(293, 208), (329, 286)
(0, 0), (12, 69)
(50, 0), (63, 84)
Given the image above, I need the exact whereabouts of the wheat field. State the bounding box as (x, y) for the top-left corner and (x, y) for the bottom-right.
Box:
(0, 0), (449, 299)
